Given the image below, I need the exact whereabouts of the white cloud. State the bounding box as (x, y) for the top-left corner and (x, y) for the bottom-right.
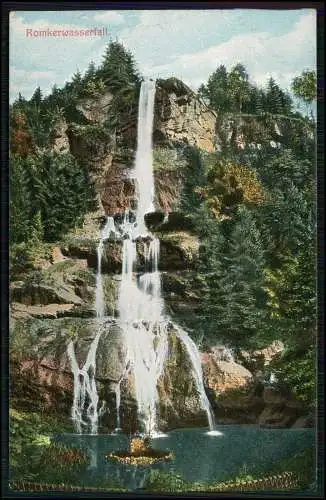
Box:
(119, 10), (231, 67)
(9, 14), (107, 100)
(136, 11), (316, 91)
(93, 11), (125, 24)
(9, 10), (316, 102)
(10, 67), (56, 98)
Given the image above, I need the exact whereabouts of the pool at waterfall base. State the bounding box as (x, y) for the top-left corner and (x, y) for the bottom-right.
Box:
(46, 425), (315, 491)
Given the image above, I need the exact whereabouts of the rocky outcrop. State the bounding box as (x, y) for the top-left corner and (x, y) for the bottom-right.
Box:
(10, 302), (76, 320)
(49, 78), (217, 218)
(10, 282), (82, 307)
(76, 91), (113, 123)
(154, 78), (216, 152)
(215, 114), (315, 154)
(257, 385), (304, 428)
(61, 231), (200, 273)
(10, 319), (207, 432)
(238, 340), (285, 374)
(10, 308), (308, 431)
(51, 119), (70, 154)
(202, 354), (253, 393)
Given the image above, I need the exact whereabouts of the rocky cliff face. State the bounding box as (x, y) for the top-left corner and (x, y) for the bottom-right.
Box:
(154, 78), (216, 152)
(50, 78), (216, 217)
(10, 78), (310, 432)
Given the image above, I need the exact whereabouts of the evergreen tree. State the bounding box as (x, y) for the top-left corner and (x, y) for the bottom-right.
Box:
(98, 41), (140, 90)
(83, 60), (97, 83)
(10, 156), (31, 243)
(199, 205), (268, 349)
(29, 211), (44, 248)
(180, 146), (206, 215)
(198, 65), (231, 114)
(30, 87), (42, 106)
(71, 69), (83, 95)
(265, 78), (283, 114)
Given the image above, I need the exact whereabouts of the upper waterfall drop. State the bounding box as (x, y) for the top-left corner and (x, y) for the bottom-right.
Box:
(133, 78), (157, 235)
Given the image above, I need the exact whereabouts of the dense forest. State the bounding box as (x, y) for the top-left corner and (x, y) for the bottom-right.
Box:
(9, 41), (317, 411)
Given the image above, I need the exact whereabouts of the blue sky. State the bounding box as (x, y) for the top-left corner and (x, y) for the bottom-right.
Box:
(9, 9), (316, 102)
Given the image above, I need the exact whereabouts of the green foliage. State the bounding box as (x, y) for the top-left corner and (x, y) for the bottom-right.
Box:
(41, 443), (89, 470)
(227, 63), (251, 113)
(291, 70), (316, 117)
(144, 470), (187, 492)
(180, 146), (206, 215)
(98, 40), (141, 90)
(192, 203), (268, 349)
(10, 151), (97, 247)
(269, 447), (315, 488)
(9, 409), (74, 480)
(143, 448), (315, 492)
(196, 157), (265, 218)
(198, 65), (230, 114)
(269, 347), (316, 407)
(200, 63), (295, 117)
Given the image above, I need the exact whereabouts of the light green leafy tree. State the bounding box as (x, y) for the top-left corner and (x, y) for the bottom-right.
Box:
(291, 70), (316, 119)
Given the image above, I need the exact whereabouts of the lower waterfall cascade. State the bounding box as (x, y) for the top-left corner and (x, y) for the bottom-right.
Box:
(67, 78), (219, 436)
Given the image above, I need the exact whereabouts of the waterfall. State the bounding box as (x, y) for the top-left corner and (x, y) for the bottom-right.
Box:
(174, 326), (216, 430)
(133, 78), (156, 234)
(67, 326), (103, 434)
(67, 216), (119, 434)
(95, 241), (105, 319)
(95, 216), (119, 318)
(68, 78), (218, 436)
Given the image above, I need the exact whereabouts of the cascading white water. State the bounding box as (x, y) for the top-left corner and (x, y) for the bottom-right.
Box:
(174, 325), (216, 430)
(95, 241), (105, 319)
(114, 79), (170, 435)
(67, 326), (104, 434)
(68, 216), (119, 434)
(133, 78), (156, 234)
(68, 78), (218, 436)
(95, 216), (120, 318)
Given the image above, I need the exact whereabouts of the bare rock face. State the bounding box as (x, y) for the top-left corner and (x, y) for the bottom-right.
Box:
(238, 340), (284, 374)
(258, 385), (304, 428)
(10, 282), (83, 307)
(100, 154), (135, 216)
(154, 78), (216, 152)
(201, 353), (253, 394)
(76, 92), (113, 123)
(51, 119), (70, 154)
(96, 324), (127, 383)
(156, 331), (208, 430)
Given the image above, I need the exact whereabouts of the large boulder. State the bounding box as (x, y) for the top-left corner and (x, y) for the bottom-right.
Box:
(202, 352), (253, 394)
(96, 323), (127, 382)
(258, 384), (304, 428)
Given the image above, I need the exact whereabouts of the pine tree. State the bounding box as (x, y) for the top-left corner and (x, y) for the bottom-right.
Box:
(213, 207), (267, 348)
(265, 78), (283, 114)
(10, 156), (32, 243)
(30, 87), (42, 106)
(29, 210), (44, 247)
(83, 60), (97, 83)
(98, 41), (140, 91)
